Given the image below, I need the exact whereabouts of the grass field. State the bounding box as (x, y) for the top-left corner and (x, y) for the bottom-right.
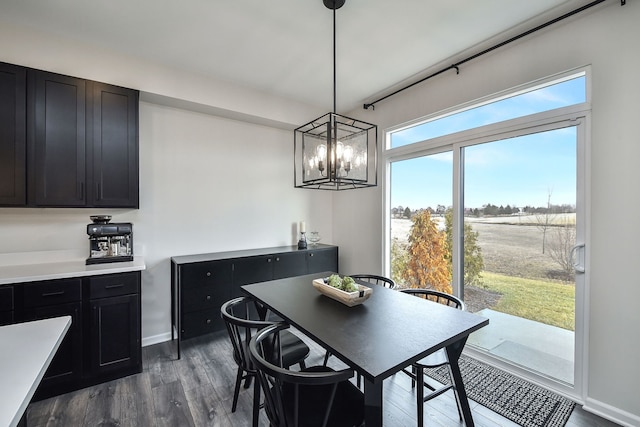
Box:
(477, 272), (575, 330)
(391, 216), (576, 330)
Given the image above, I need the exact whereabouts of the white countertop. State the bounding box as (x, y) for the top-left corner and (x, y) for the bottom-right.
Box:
(0, 316), (72, 427)
(0, 256), (146, 285)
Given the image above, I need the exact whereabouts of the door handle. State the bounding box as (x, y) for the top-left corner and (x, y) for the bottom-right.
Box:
(571, 244), (585, 273)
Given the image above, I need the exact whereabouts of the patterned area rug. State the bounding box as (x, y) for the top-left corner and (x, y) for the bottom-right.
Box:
(423, 355), (576, 427)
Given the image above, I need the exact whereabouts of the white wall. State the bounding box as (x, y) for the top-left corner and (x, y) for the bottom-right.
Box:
(336, 1), (640, 424)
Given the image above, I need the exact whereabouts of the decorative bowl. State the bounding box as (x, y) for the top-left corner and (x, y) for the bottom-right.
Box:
(312, 278), (372, 307)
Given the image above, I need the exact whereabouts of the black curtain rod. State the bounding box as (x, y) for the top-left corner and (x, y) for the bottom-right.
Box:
(363, 0), (615, 110)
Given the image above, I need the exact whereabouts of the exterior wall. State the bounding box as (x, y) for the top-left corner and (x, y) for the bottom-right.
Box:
(336, 2), (640, 424)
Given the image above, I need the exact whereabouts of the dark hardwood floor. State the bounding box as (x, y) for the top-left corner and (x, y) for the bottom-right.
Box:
(27, 330), (620, 426)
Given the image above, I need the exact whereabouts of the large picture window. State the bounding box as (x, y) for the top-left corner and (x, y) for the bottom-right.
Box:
(385, 68), (589, 396)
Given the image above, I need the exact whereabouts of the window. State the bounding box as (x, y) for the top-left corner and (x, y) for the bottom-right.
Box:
(385, 68), (588, 390)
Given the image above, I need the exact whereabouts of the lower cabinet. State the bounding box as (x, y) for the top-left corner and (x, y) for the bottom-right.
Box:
(88, 273), (141, 378)
(171, 244), (338, 358)
(11, 271), (141, 400)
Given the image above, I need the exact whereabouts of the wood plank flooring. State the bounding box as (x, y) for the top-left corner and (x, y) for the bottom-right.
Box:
(27, 330), (621, 426)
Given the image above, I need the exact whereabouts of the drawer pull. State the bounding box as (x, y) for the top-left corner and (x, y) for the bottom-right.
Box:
(42, 291), (65, 297)
(206, 295), (211, 300)
(276, 257), (280, 261)
(309, 253), (314, 257)
(105, 284), (125, 289)
(206, 272), (211, 277)
(206, 319), (211, 324)
(267, 258), (272, 263)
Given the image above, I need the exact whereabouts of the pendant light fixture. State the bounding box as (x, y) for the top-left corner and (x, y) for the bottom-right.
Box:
(294, 0), (377, 190)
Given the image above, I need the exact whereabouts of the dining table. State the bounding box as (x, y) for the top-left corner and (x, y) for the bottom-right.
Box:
(242, 272), (489, 427)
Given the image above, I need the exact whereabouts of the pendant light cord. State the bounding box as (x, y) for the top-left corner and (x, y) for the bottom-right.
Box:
(333, 6), (337, 114)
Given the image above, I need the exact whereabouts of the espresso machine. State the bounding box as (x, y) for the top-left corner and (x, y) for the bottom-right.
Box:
(86, 216), (134, 265)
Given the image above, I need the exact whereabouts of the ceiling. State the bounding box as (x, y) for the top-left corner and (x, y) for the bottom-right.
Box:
(0, 0), (592, 112)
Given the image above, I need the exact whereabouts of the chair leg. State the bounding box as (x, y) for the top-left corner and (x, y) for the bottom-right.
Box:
(252, 374), (261, 427)
(411, 365), (417, 388)
(448, 365), (464, 421)
(232, 366), (243, 412)
(243, 374), (253, 389)
(416, 366), (424, 427)
(323, 350), (331, 366)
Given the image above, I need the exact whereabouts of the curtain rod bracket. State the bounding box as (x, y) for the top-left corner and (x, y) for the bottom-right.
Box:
(453, 65), (460, 74)
(621, 0), (625, 5)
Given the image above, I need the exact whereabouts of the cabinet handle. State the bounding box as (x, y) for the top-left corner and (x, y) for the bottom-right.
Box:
(309, 253), (314, 257)
(267, 258), (272, 263)
(42, 291), (65, 297)
(276, 257), (280, 262)
(206, 295), (211, 300)
(206, 272), (211, 277)
(206, 319), (211, 324)
(96, 183), (101, 200)
(105, 284), (124, 289)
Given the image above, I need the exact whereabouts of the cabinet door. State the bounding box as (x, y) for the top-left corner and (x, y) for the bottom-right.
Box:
(25, 301), (83, 395)
(88, 82), (139, 208)
(233, 256), (274, 297)
(90, 293), (140, 376)
(28, 70), (86, 206)
(307, 247), (338, 274)
(0, 63), (26, 206)
(273, 251), (307, 279)
(0, 285), (14, 326)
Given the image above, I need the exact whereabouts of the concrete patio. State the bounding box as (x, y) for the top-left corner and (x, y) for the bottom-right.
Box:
(466, 309), (574, 384)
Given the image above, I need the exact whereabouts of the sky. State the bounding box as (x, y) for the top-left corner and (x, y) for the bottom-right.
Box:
(390, 75), (584, 211)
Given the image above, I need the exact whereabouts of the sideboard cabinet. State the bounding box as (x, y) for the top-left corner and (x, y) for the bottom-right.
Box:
(171, 244), (338, 358)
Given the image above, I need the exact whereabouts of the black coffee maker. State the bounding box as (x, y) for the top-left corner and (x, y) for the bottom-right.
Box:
(86, 215), (134, 265)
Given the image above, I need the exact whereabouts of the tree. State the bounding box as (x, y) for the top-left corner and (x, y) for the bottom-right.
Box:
(535, 190), (555, 254)
(390, 238), (409, 285)
(444, 209), (484, 287)
(402, 210), (452, 293)
(547, 219), (576, 282)
(403, 206), (412, 218)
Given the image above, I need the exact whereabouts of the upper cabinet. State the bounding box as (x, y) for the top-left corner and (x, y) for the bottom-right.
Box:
(0, 63), (26, 205)
(0, 62), (139, 208)
(28, 70), (87, 206)
(88, 82), (139, 207)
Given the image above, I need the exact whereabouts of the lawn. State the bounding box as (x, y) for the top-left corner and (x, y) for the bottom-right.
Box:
(480, 271), (575, 331)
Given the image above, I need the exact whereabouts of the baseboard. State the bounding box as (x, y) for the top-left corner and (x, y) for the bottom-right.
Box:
(583, 397), (640, 427)
(142, 331), (172, 347)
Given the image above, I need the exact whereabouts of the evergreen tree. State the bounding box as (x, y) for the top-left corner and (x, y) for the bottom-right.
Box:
(402, 210), (452, 293)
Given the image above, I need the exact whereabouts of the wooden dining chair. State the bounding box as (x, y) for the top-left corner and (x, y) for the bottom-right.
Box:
(401, 289), (466, 427)
(249, 323), (365, 427)
(221, 297), (310, 427)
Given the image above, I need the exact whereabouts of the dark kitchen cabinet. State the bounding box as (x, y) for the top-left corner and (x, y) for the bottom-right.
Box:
(11, 270), (142, 401)
(87, 272), (141, 377)
(23, 278), (84, 397)
(0, 63), (26, 205)
(0, 61), (139, 208)
(171, 244), (338, 358)
(88, 82), (139, 207)
(0, 285), (15, 325)
(28, 70), (87, 206)
(27, 70), (139, 207)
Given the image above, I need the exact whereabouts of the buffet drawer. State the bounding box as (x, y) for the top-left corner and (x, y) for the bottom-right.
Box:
(182, 284), (228, 312)
(181, 309), (223, 339)
(180, 261), (232, 289)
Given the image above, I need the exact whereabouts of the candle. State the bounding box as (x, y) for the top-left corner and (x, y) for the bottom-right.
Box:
(300, 221), (306, 233)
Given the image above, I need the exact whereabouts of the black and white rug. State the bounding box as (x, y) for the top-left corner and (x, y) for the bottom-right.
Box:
(423, 355), (576, 427)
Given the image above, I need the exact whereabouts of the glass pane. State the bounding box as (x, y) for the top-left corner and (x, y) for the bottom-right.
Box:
(462, 127), (577, 384)
(390, 75), (585, 148)
(390, 152), (453, 291)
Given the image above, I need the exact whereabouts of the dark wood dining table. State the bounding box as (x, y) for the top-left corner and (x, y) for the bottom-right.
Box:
(242, 272), (489, 427)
